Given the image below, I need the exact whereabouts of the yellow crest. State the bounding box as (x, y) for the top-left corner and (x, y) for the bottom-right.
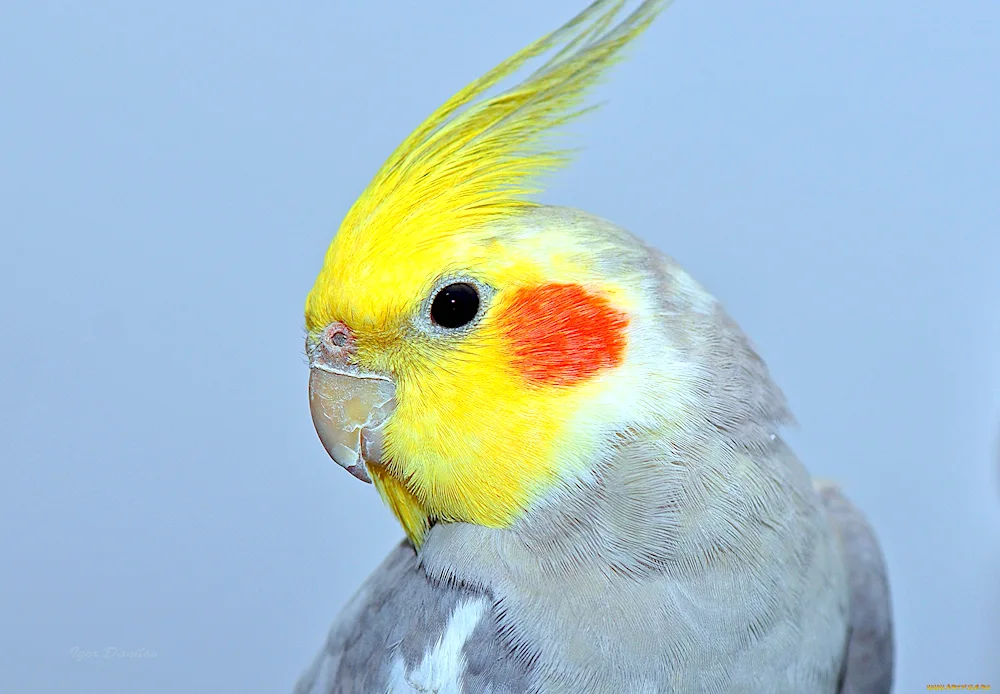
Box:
(305, 1), (670, 545)
(306, 0), (668, 331)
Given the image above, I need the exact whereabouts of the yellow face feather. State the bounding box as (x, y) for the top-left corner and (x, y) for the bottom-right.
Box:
(305, 1), (669, 545)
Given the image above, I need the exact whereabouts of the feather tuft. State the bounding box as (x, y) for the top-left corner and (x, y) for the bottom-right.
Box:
(307, 1), (668, 330)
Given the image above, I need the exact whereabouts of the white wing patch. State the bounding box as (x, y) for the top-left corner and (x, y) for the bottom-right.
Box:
(386, 598), (487, 694)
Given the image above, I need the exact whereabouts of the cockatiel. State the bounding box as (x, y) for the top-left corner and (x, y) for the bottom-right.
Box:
(295, 1), (893, 692)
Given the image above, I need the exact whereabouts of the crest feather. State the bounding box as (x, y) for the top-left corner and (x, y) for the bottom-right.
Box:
(335, 0), (668, 249)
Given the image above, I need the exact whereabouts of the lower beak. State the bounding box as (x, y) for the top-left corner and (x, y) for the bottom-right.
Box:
(308, 365), (396, 484)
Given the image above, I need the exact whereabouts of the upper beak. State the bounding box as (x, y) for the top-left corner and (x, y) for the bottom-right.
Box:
(308, 322), (396, 484)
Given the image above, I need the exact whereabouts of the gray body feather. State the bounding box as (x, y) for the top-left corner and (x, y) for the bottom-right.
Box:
(294, 542), (532, 694)
(817, 482), (895, 694)
(296, 469), (892, 693)
(295, 208), (893, 693)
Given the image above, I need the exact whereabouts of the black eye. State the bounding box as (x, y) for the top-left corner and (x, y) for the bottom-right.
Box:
(430, 282), (480, 329)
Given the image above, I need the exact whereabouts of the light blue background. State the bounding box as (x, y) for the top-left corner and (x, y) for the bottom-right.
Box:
(2, 1), (998, 692)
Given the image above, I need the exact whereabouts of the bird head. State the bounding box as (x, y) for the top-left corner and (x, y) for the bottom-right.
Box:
(304, 1), (717, 546)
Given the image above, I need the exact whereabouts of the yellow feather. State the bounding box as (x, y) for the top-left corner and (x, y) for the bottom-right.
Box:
(305, 1), (670, 546)
(306, 0), (669, 332)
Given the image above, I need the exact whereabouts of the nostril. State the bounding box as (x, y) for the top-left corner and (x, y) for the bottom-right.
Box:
(322, 322), (354, 353)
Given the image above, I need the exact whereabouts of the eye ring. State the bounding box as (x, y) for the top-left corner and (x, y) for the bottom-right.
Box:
(430, 282), (480, 329)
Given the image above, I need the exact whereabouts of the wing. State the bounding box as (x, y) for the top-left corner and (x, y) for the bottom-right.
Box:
(293, 540), (531, 694)
(815, 481), (894, 694)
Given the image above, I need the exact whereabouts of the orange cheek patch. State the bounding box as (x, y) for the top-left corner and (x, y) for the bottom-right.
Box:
(498, 283), (629, 386)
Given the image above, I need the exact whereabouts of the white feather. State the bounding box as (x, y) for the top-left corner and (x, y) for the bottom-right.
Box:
(386, 598), (487, 694)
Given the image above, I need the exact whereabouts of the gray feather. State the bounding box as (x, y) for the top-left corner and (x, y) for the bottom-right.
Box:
(293, 541), (531, 694)
(816, 481), (894, 694)
(295, 207), (892, 692)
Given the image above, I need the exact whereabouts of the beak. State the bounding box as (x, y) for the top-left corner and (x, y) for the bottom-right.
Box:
(308, 322), (396, 484)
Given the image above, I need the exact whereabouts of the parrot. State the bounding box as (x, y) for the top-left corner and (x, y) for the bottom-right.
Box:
(294, 0), (894, 692)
